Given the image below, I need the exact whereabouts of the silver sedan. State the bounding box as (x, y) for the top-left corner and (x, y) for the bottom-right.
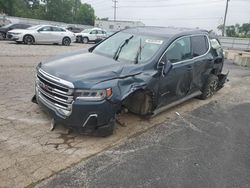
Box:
(7, 25), (76, 46)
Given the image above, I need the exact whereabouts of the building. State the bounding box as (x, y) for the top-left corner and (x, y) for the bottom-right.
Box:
(95, 20), (145, 31)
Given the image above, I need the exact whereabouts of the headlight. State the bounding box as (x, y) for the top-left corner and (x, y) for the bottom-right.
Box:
(11, 33), (21, 35)
(75, 88), (112, 101)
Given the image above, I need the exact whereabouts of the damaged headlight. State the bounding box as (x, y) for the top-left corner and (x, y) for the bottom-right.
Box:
(75, 88), (112, 101)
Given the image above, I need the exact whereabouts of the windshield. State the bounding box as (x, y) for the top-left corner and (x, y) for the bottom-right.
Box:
(27, 25), (41, 30)
(82, 29), (91, 33)
(93, 32), (165, 64)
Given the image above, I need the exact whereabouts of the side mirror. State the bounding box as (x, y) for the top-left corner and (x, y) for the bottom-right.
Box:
(162, 60), (172, 77)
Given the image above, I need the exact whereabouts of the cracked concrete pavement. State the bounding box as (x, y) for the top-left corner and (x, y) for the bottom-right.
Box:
(0, 40), (250, 187)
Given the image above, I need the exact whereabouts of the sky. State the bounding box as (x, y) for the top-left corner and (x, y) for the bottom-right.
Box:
(81, 0), (250, 33)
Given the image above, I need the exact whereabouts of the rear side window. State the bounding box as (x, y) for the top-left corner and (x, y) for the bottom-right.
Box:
(191, 35), (209, 57)
(52, 27), (65, 32)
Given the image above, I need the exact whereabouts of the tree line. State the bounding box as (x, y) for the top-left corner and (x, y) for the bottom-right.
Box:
(218, 23), (250, 38)
(0, 0), (95, 25)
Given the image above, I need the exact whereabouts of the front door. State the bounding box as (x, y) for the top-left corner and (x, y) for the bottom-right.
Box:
(89, 30), (97, 41)
(37, 26), (54, 43)
(158, 36), (194, 107)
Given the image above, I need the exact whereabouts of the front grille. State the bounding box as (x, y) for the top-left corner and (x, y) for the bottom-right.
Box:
(36, 69), (74, 116)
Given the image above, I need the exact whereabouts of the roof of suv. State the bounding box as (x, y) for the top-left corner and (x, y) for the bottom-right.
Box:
(123, 26), (208, 39)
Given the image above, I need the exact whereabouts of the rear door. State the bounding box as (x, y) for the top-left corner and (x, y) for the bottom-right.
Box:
(158, 36), (194, 106)
(190, 35), (212, 92)
(51, 26), (66, 43)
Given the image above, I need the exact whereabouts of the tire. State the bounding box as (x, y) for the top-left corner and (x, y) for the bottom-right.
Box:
(62, 37), (71, 46)
(82, 37), (89, 44)
(0, 32), (6, 40)
(199, 74), (219, 100)
(23, 35), (34, 45)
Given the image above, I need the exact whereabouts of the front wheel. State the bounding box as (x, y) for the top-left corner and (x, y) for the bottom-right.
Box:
(62, 37), (71, 46)
(82, 37), (89, 44)
(23, 35), (34, 45)
(199, 74), (219, 100)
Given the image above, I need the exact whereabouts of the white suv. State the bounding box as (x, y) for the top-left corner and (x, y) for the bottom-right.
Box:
(76, 28), (107, 44)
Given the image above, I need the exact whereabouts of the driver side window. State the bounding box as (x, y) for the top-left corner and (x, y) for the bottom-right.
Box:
(39, 26), (52, 32)
(90, 30), (97, 34)
(165, 37), (192, 63)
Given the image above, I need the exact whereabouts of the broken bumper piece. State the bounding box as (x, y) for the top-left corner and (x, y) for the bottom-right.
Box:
(217, 72), (229, 90)
(35, 92), (118, 136)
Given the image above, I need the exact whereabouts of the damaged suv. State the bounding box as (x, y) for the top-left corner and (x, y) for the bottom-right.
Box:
(33, 27), (227, 136)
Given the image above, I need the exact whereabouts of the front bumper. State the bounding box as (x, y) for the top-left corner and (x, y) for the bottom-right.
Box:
(35, 86), (118, 135)
(7, 33), (22, 41)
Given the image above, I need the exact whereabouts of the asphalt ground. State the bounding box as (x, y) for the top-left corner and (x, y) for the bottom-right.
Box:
(38, 67), (250, 188)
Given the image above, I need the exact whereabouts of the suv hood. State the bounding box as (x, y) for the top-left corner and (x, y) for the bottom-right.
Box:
(40, 51), (143, 88)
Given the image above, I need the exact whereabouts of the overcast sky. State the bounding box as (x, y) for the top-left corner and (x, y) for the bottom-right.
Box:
(82, 0), (250, 33)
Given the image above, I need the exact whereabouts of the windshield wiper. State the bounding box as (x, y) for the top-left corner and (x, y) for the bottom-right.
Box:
(134, 38), (143, 64)
(113, 35), (134, 61)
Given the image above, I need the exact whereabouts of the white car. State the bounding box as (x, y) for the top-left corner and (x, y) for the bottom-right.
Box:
(7, 25), (76, 46)
(76, 28), (107, 44)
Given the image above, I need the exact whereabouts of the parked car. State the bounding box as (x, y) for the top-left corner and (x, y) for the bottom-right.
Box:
(0, 23), (31, 40)
(7, 25), (76, 45)
(32, 27), (228, 136)
(75, 28), (107, 43)
(66, 26), (83, 33)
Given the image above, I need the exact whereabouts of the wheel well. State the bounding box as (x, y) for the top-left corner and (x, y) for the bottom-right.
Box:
(23, 34), (35, 42)
(63, 36), (71, 41)
(122, 89), (155, 115)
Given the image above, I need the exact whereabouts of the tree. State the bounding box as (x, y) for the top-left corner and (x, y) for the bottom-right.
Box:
(217, 24), (224, 35)
(225, 25), (236, 37)
(75, 3), (95, 25)
(0, 0), (96, 25)
(240, 23), (250, 35)
(0, 0), (15, 15)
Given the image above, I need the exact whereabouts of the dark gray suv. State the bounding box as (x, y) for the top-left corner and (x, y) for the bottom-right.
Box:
(32, 27), (228, 136)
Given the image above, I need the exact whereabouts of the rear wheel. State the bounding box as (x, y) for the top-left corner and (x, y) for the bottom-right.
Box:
(23, 35), (34, 45)
(62, 37), (71, 46)
(199, 74), (219, 100)
(82, 37), (89, 44)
